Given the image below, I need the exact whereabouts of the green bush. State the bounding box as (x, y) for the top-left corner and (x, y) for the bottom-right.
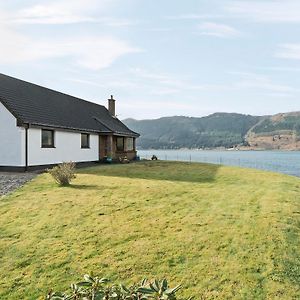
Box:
(43, 274), (192, 300)
(47, 162), (76, 186)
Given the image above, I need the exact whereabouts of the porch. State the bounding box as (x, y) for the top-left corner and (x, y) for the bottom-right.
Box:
(99, 135), (137, 161)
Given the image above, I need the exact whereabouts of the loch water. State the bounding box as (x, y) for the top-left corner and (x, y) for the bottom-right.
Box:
(138, 149), (300, 177)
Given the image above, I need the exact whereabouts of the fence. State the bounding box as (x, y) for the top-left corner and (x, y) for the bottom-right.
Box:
(138, 151), (300, 177)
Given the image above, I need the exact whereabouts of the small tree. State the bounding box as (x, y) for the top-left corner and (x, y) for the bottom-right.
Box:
(48, 162), (76, 186)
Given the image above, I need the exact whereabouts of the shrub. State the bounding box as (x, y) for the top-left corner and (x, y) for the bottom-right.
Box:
(44, 274), (193, 300)
(47, 162), (76, 186)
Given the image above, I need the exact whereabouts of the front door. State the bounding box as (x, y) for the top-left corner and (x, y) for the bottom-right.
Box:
(99, 135), (114, 160)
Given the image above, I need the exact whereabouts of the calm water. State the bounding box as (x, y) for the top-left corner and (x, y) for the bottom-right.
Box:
(138, 149), (300, 177)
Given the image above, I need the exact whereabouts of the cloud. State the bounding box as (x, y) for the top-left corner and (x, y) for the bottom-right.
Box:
(227, 0), (300, 23)
(0, 0), (133, 26)
(165, 14), (224, 20)
(129, 68), (297, 96)
(129, 68), (205, 91)
(255, 66), (300, 72)
(276, 44), (300, 60)
(197, 22), (240, 38)
(120, 100), (195, 117)
(0, 1), (140, 70)
(228, 71), (298, 93)
(66, 77), (139, 89)
(151, 88), (181, 96)
(0, 22), (140, 69)
(11, 0), (109, 25)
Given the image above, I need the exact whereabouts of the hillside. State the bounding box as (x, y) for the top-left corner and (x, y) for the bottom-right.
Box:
(124, 113), (261, 149)
(247, 112), (300, 150)
(124, 112), (300, 150)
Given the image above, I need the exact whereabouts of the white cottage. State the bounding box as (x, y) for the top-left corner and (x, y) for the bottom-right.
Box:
(0, 73), (139, 171)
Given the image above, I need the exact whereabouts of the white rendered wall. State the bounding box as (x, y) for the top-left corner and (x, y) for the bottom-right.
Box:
(0, 102), (24, 166)
(28, 128), (99, 166)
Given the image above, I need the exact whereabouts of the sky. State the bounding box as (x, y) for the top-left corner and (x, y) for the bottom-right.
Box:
(1, 0), (300, 119)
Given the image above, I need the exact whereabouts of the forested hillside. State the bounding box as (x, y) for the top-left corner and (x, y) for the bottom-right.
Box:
(124, 113), (261, 149)
(124, 111), (300, 150)
(252, 113), (300, 135)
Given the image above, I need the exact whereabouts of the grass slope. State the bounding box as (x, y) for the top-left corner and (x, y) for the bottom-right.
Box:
(0, 162), (299, 299)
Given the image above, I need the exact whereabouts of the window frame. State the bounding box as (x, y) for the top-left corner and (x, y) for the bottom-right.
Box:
(41, 129), (55, 148)
(81, 133), (90, 149)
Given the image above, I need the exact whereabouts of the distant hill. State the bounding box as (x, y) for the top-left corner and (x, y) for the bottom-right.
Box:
(124, 113), (261, 149)
(123, 112), (300, 150)
(247, 112), (300, 150)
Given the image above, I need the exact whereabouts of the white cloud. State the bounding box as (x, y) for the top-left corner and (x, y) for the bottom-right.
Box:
(255, 66), (300, 72)
(66, 77), (139, 89)
(276, 44), (300, 60)
(227, 0), (300, 23)
(165, 14), (224, 20)
(197, 22), (240, 38)
(120, 100), (196, 119)
(129, 68), (297, 96)
(0, 0), (133, 26)
(0, 1), (140, 70)
(228, 71), (298, 93)
(129, 68), (204, 91)
(151, 88), (180, 95)
(0, 22), (140, 69)
(12, 0), (109, 25)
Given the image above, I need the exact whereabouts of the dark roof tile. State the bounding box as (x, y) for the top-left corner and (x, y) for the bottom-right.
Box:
(0, 73), (139, 137)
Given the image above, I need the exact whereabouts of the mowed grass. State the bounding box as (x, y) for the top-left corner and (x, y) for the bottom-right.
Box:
(0, 161), (299, 299)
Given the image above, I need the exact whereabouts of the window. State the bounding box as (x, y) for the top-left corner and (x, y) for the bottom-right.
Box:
(81, 133), (90, 148)
(116, 137), (124, 151)
(41, 129), (54, 148)
(126, 138), (134, 151)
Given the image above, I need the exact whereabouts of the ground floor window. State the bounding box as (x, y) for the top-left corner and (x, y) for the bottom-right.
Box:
(126, 138), (134, 151)
(81, 133), (90, 148)
(41, 129), (54, 148)
(116, 137), (124, 151)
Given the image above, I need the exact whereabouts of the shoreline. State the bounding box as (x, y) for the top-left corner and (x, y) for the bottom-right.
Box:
(137, 148), (300, 152)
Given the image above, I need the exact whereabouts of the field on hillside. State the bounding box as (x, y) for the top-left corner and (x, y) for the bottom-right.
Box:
(0, 161), (299, 299)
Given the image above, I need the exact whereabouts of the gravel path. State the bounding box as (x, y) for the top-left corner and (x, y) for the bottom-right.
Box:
(0, 172), (37, 196)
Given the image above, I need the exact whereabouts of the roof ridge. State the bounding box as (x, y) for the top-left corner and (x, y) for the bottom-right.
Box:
(92, 116), (113, 132)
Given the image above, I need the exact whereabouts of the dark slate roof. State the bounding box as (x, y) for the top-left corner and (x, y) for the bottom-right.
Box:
(0, 73), (139, 137)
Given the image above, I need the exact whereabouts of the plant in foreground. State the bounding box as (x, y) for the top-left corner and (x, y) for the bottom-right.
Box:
(44, 274), (193, 300)
(47, 162), (76, 186)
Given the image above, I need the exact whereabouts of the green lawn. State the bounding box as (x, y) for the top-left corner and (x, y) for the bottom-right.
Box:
(0, 161), (299, 299)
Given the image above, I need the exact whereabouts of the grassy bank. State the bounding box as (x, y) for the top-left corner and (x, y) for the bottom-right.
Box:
(0, 161), (299, 299)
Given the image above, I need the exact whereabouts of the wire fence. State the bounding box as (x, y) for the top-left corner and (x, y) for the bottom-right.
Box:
(138, 150), (300, 177)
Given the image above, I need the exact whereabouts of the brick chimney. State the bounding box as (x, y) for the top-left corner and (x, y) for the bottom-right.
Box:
(108, 95), (116, 117)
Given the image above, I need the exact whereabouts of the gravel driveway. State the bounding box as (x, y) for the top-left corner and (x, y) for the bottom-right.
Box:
(0, 172), (37, 196)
